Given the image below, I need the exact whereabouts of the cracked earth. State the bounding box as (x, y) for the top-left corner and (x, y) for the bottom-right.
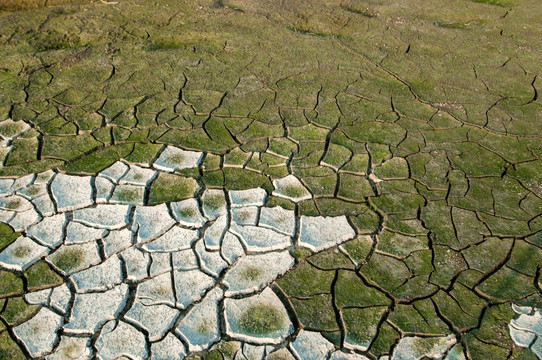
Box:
(0, 0), (541, 359)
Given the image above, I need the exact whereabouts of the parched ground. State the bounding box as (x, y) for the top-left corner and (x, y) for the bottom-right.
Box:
(0, 0), (541, 359)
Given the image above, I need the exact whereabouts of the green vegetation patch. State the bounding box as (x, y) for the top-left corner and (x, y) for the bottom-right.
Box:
(61, 143), (134, 174)
(203, 193), (226, 210)
(240, 266), (263, 281)
(281, 185), (306, 198)
(11, 245), (31, 259)
(25, 261), (63, 290)
(0, 270), (23, 297)
(0, 331), (25, 360)
(239, 303), (285, 335)
(1, 296), (39, 326)
(50, 247), (85, 272)
(148, 173), (199, 205)
(0, 223), (20, 252)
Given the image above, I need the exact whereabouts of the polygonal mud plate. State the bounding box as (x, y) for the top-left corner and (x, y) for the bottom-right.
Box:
(224, 287), (293, 345)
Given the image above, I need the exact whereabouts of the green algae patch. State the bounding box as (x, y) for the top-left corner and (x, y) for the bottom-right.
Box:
(178, 206), (197, 218)
(290, 247), (312, 260)
(197, 320), (214, 334)
(239, 304), (285, 335)
(61, 143), (134, 174)
(51, 247), (85, 272)
(113, 187), (142, 203)
(203, 193), (226, 210)
(265, 196), (295, 211)
(0, 223), (20, 252)
(148, 173), (199, 205)
(343, 306), (386, 349)
(0, 270), (23, 297)
(11, 245), (31, 259)
(0, 331), (25, 360)
(3, 199), (22, 210)
(240, 266), (263, 282)
(124, 143), (163, 165)
(224, 168), (272, 191)
(1, 296), (39, 326)
(25, 261), (63, 290)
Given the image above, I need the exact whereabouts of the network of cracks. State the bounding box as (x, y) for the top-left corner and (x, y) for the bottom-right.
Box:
(0, 144), (540, 359)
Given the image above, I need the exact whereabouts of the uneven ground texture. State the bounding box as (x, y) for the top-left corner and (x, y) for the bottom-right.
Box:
(0, 0), (541, 359)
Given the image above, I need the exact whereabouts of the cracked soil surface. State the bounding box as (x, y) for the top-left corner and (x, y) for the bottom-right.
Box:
(0, 0), (541, 359)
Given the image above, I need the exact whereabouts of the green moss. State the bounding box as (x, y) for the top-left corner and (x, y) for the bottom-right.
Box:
(25, 261), (63, 290)
(203, 193), (226, 210)
(367, 143), (392, 165)
(281, 185), (306, 198)
(239, 303), (285, 335)
(4, 138), (39, 165)
(124, 143), (163, 165)
(4, 199), (22, 210)
(11, 246), (31, 259)
(149, 173), (199, 205)
(0, 331), (25, 360)
(224, 168), (271, 191)
(343, 307), (386, 348)
(203, 170), (225, 187)
(477, 267), (538, 305)
(0, 121), (24, 137)
(42, 134), (100, 162)
(203, 349), (223, 360)
(290, 248), (311, 260)
(215, 341), (239, 358)
(197, 320), (214, 334)
(342, 154), (369, 173)
(463, 333), (509, 359)
(290, 294), (337, 331)
(269, 138), (297, 157)
(113, 187), (141, 203)
(0, 160), (63, 178)
(307, 248), (354, 270)
(303, 175), (336, 196)
(1, 296), (38, 326)
(360, 253), (410, 293)
(178, 207), (197, 218)
(335, 270), (389, 307)
(434, 21), (478, 30)
(0, 270), (23, 297)
(322, 144), (351, 168)
(338, 173), (373, 201)
(0, 223), (20, 252)
(61, 143), (134, 174)
(203, 154), (221, 171)
(234, 210), (252, 221)
(31, 30), (83, 51)
(367, 322), (400, 357)
(374, 157), (409, 179)
(240, 266), (263, 281)
(389, 303), (448, 334)
(265, 196), (295, 211)
(277, 261), (333, 297)
(51, 248), (85, 272)
(341, 236), (373, 264)
(25, 185), (42, 196)
(224, 148), (250, 166)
